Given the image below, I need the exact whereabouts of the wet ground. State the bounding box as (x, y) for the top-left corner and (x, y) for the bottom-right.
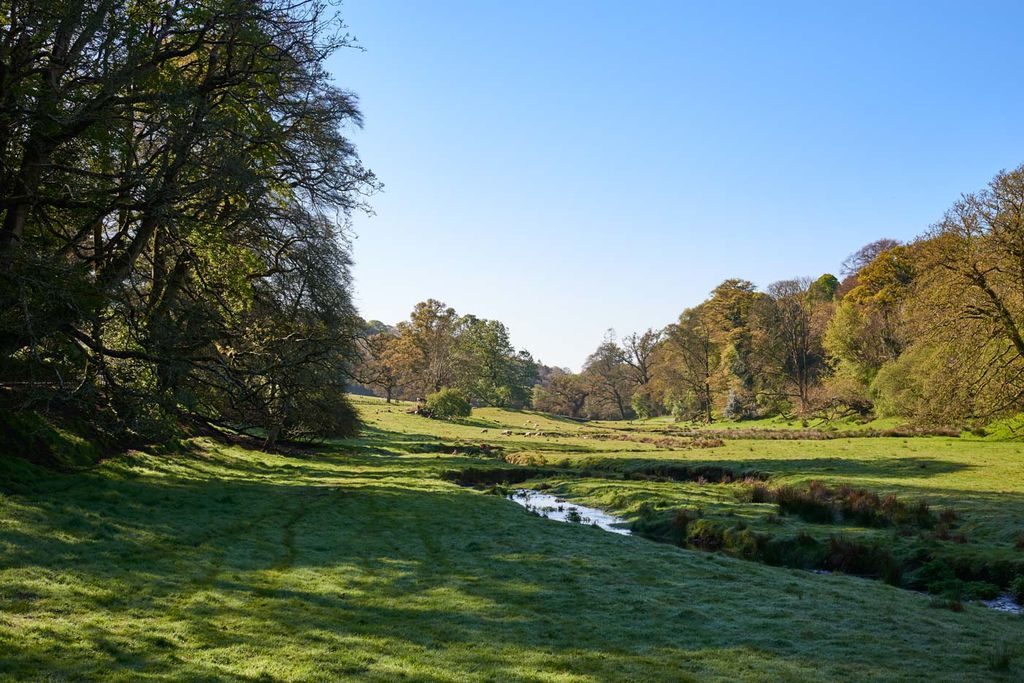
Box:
(507, 489), (631, 535)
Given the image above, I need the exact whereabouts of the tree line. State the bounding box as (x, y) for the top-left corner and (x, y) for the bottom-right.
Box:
(352, 299), (539, 409)
(358, 166), (1024, 428)
(535, 166), (1024, 425)
(0, 1), (377, 446)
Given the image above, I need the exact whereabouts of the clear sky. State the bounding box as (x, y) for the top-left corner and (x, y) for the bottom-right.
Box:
(327, 0), (1024, 370)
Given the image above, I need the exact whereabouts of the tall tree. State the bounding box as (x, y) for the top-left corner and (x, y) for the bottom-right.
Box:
(455, 317), (536, 406)
(533, 370), (588, 418)
(704, 279), (760, 414)
(401, 300), (463, 395)
(904, 165), (1024, 419)
(0, 0), (378, 442)
(582, 333), (633, 419)
(757, 278), (826, 414)
(355, 331), (414, 403)
(824, 245), (915, 390)
(655, 305), (718, 422)
(841, 239), (902, 277)
(621, 329), (662, 388)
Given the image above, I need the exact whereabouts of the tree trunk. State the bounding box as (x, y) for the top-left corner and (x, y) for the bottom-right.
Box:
(263, 425), (280, 450)
(704, 380), (713, 423)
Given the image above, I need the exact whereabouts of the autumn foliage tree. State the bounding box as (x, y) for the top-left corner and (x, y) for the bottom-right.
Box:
(353, 300), (538, 408)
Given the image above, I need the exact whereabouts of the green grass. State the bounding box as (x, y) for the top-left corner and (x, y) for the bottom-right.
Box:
(1, 396), (1022, 681)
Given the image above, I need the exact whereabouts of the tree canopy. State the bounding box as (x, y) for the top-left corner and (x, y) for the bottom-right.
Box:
(0, 0), (378, 445)
(528, 165), (1024, 427)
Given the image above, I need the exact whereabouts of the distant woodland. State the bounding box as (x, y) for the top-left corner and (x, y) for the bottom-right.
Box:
(354, 167), (1024, 428)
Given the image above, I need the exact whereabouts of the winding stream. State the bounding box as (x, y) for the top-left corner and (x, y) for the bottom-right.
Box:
(507, 489), (631, 535)
(504, 488), (1023, 615)
(982, 594), (1024, 615)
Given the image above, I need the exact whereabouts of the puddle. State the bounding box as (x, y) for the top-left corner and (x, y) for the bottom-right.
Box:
(982, 594), (1024, 615)
(508, 489), (631, 535)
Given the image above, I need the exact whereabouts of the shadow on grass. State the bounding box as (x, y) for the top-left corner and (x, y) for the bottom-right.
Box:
(573, 455), (975, 482)
(336, 426), (610, 458)
(1, 445), (1021, 681)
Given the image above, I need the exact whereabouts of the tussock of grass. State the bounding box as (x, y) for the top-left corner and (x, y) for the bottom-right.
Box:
(747, 480), (939, 528)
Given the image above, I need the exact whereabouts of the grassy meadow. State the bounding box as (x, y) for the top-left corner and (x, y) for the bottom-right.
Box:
(2, 395), (1023, 681)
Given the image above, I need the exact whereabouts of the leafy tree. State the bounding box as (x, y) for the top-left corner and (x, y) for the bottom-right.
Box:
(704, 279), (760, 414)
(400, 300), (463, 395)
(756, 278), (827, 414)
(630, 388), (658, 420)
(355, 331), (413, 403)
(455, 317), (535, 406)
(823, 242), (917, 415)
(0, 0), (378, 444)
(621, 329), (662, 388)
(899, 165), (1024, 421)
(653, 305), (719, 422)
(424, 388), (471, 419)
(582, 333), (634, 419)
(508, 351), (541, 408)
(841, 239), (902, 277)
(354, 301), (539, 407)
(807, 274), (840, 302)
(532, 370), (588, 418)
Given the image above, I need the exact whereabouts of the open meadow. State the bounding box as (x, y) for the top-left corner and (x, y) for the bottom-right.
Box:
(2, 395), (1022, 682)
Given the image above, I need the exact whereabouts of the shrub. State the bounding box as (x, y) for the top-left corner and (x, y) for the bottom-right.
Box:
(483, 485), (509, 496)
(747, 480), (941, 529)
(686, 519), (725, 550)
(824, 536), (900, 584)
(906, 559), (996, 598)
(748, 483), (773, 504)
(442, 466), (556, 487)
(722, 525), (764, 559)
(723, 389), (755, 421)
(630, 391), (657, 420)
(629, 504), (687, 544)
(424, 388), (472, 419)
(761, 531), (824, 569)
(1011, 575), (1024, 603)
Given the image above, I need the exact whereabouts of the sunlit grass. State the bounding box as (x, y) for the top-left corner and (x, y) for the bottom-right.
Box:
(0, 396), (1021, 680)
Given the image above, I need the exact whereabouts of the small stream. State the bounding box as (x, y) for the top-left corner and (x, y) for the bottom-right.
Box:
(507, 489), (631, 535)
(504, 488), (1023, 615)
(982, 594), (1024, 615)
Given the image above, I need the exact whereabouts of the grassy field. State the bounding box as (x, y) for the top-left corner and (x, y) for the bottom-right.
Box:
(1, 396), (1023, 681)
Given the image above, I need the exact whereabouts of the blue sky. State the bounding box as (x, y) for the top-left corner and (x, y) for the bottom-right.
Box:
(327, 0), (1024, 370)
